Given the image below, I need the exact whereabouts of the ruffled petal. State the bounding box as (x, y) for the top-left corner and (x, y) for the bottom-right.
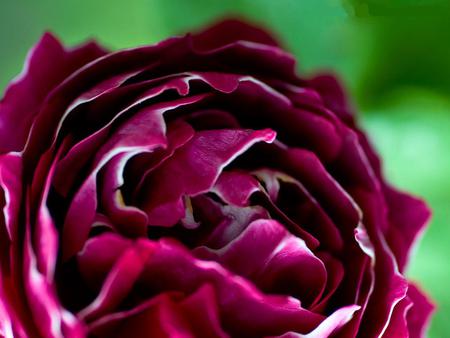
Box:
(0, 33), (106, 153)
(384, 187), (431, 272)
(406, 283), (434, 338)
(89, 286), (228, 338)
(61, 97), (204, 260)
(138, 128), (276, 226)
(192, 18), (281, 50)
(79, 233), (326, 336)
(195, 219), (327, 306)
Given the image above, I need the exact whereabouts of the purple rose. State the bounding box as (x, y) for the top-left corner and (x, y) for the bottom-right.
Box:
(0, 19), (433, 337)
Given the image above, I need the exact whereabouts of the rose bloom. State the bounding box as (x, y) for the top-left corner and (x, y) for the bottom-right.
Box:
(0, 19), (433, 338)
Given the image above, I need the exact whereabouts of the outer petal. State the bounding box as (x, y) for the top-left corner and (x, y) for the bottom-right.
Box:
(384, 187), (431, 272)
(0, 152), (22, 250)
(192, 18), (281, 50)
(0, 33), (106, 153)
(307, 74), (355, 125)
(406, 283), (434, 338)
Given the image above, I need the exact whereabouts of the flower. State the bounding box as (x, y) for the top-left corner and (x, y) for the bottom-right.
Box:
(0, 19), (433, 338)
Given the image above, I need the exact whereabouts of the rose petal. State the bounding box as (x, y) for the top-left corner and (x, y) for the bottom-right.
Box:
(89, 286), (228, 338)
(62, 96), (205, 260)
(80, 233), (325, 336)
(254, 169), (343, 253)
(192, 18), (281, 50)
(406, 283), (435, 338)
(78, 233), (132, 291)
(212, 171), (260, 207)
(384, 187), (432, 272)
(138, 128), (276, 226)
(0, 153), (22, 245)
(24, 218), (85, 338)
(0, 33), (106, 153)
(308, 74), (354, 125)
(273, 305), (360, 338)
(195, 219), (327, 306)
(78, 245), (151, 322)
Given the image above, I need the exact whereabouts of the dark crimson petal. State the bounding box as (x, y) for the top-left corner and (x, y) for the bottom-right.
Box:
(406, 284), (434, 338)
(78, 245), (151, 322)
(268, 145), (362, 229)
(316, 76), (432, 274)
(137, 239), (327, 336)
(377, 283), (434, 338)
(78, 233), (132, 291)
(360, 133), (432, 272)
(311, 252), (344, 312)
(53, 76), (201, 197)
(211, 170), (320, 250)
(61, 96), (204, 260)
(183, 108), (241, 130)
(128, 121), (196, 202)
(209, 80), (343, 162)
(381, 296), (412, 338)
(98, 154), (148, 237)
(319, 114), (415, 336)
(22, 36), (185, 169)
(0, 279), (15, 337)
(308, 74), (355, 125)
(347, 188), (409, 337)
(23, 35), (298, 169)
(31, 149), (60, 281)
(384, 187), (431, 272)
(89, 286), (228, 338)
(0, 154), (36, 336)
(194, 196), (270, 250)
(194, 219), (327, 306)
(192, 18), (281, 50)
(271, 305), (360, 338)
(0, 33), (106, 154)
(79, 233), (328, 336)
(211, 171), (261, 207)
(253, 169), (343, 252)
(138, 128), (276, 226)
(23, 217), (85, 337)
(0, 153), (22, 245)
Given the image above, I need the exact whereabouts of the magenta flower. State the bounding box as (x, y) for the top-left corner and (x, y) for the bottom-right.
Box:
(0, 19), (433, 337)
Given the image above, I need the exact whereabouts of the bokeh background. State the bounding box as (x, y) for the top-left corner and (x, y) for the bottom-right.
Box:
(0, 0), (449, 336)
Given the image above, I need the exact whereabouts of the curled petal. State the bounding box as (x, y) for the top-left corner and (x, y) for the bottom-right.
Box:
(195, 219), (327, 306)
(212, 171), (260, 207)
(192, 18), (281, 50)
(0, 33), (106, 153)
(24, 221), (85, 338)
(80, 233), (326, 336)
(384, 187), (432, 272)
(139, 128), (276, 226)
(62, 96), (204, 260)
(406, 283), (435, 338)
(89, 285), (228, 338)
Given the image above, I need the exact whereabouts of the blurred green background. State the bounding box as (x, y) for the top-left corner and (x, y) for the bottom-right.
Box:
(0, 0), (449, 336)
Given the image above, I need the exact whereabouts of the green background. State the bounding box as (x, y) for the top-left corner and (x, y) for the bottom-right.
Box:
(0, 0), (449, 336)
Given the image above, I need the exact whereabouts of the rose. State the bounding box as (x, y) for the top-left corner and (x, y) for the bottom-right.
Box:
(0, 19), (433, 338)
